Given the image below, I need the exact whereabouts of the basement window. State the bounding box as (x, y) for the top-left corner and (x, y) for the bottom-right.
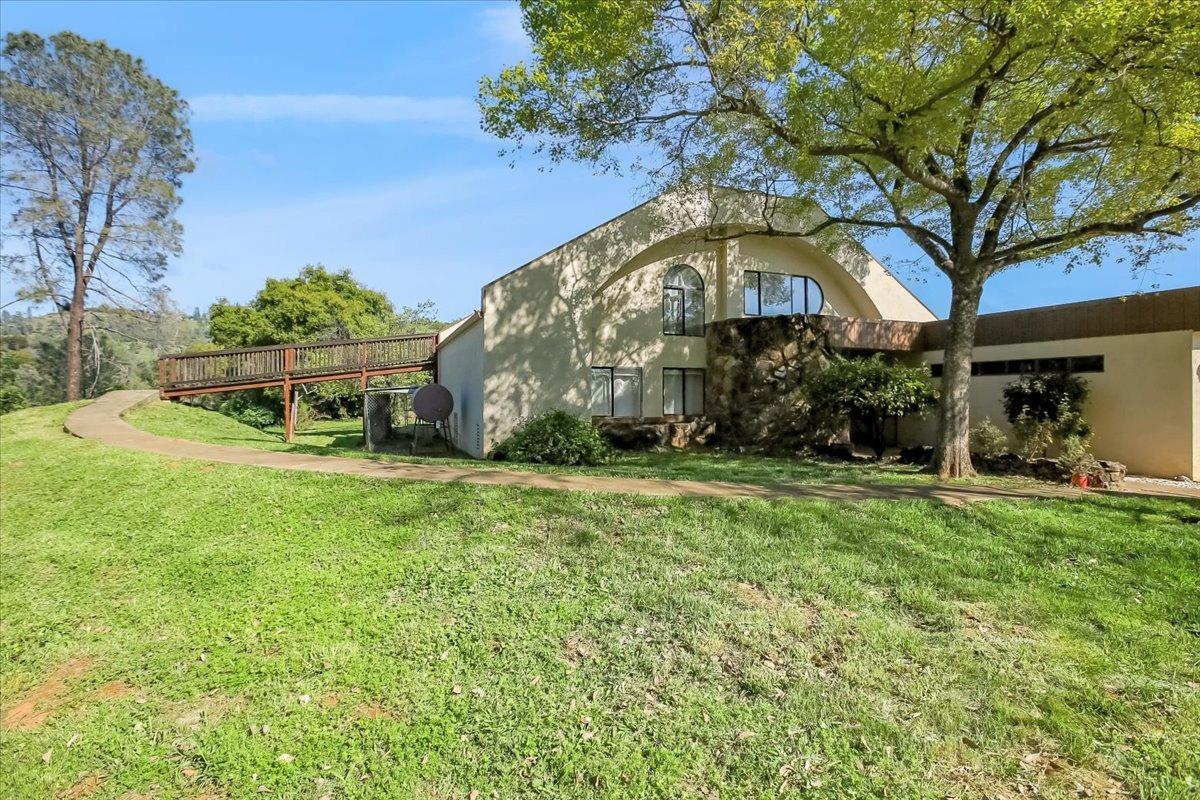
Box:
(663, 367), (704, 416)
(590, 366), (642, 418)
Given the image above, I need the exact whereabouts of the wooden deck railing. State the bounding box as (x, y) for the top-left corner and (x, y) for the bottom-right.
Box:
(157, 332), (438, 395)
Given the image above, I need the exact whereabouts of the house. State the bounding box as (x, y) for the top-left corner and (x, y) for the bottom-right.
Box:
(437, 188), (1200, 479)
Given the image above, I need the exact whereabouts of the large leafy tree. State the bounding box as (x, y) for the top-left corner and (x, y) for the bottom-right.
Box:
(1, 32), (194, 401)
(479, 0), (1200, 477)
(208, 265), (429, 348)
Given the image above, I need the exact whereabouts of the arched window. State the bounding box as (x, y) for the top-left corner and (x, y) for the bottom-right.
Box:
(663, 265), (704, 336)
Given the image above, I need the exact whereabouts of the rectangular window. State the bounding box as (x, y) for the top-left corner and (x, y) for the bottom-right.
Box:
(744, 271), (761, 316)
(1069, 354), (1104, 373)
(744, 271), (824, 316)
(663, 368), (704, 416)
(928, 355), (1105, 379)
(589, 368), (612, 416)
(590, 367), (642, 417)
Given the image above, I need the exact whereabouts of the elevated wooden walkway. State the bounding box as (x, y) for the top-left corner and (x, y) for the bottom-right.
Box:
(156, 333), (438, 440)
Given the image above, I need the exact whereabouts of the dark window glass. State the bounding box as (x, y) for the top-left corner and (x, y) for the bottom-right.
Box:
(1038, 357), (1069, 373)
(979, 360), (1007, 376)
(744, 271), (761, 316)
(1069, 355), (1104, 373)
(930, 363), (943, 377)
(664, 265), (704, 336)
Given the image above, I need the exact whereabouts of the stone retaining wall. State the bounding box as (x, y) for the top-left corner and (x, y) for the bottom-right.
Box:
(705, 315), (841, 450)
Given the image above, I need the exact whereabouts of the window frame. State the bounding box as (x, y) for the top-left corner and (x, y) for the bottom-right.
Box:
(929, 354), (1104, 378)
(662, 265), (705, 337)
(589, 366), (643, 418)
(662, 367), (705, 417)
(743, 270), (824, 317)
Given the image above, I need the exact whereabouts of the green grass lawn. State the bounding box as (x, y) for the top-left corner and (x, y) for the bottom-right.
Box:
(2, 402), (1198, 799)
(125, 400), (1040, 489)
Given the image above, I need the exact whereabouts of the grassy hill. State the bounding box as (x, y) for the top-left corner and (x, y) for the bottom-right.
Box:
(1, 403), (1197, 798)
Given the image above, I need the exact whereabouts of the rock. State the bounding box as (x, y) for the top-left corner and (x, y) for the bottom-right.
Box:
(596, 417), (715, 451)
(1086, 460), (1127, 488)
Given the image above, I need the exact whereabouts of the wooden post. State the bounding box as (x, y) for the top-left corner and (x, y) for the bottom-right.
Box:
(283, 377), (293, 442)
(359, 342), (368, 390)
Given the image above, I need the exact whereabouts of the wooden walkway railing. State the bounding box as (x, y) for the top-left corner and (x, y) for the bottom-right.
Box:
(158, 333), (437, 396)
(157, 333), (438, 441)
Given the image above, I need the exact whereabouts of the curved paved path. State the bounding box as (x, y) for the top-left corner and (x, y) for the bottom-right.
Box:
(66, 390), (1092, 505)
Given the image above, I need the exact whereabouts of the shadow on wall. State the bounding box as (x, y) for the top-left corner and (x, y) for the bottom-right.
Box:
(479, 188), (918, 451)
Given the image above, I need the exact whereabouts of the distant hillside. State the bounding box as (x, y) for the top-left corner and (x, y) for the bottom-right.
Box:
(0, 307), (209, 411)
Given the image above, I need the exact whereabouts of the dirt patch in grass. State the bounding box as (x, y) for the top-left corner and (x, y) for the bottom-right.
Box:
(93, 680), (135, 701)
(1, 656), (94, 731)
(168, 693), (244, 731)
(353, 703), (393, 721)
(55, 772), (105, 799)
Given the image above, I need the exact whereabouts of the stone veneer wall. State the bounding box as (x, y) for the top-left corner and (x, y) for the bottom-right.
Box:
(705, 314), (841, 450)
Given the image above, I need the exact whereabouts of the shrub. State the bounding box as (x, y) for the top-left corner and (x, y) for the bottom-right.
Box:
(1057, 434), (1099, 478)
(0, 385), (27, 415)
(1002, 373), (1090, 457)
(218, 393), (278, 429)
(969, 417), (1008, 459)
(491, 410), (613, 466)
(807, 354), (937, 458)
(1013, 418), (1056, 460)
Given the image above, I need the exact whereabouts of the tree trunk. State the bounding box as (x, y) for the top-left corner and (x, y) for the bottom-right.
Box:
(933, 277), (984, 479)
(64, 273), (86, 402)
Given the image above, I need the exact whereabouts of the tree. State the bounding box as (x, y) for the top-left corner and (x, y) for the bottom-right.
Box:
(208, 265), (439, 418)
(1, 31), (194, 401)
(208, 265), (430, 348)
(479, 0), (1200, 477)
(807, 354), (937, 458)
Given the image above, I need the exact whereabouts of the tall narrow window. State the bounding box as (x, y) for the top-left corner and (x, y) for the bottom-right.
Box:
(744, 271), (825, 316)
(663, 265), (705, 336)
(663, 368), (705, 416)
(589, 367), (643, 417)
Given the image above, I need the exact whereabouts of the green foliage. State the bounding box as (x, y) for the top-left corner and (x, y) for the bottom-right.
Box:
(1003, 373), (1091, 457)
(1057, 433), (1099, 478)
(0, 385), (26, 414)
(217, 393), (279, 429)
(807, 355), (937, 458)
(491, 409), (613, 465)
(969, 417), (1010, 459)
(208, 265), (427, 348)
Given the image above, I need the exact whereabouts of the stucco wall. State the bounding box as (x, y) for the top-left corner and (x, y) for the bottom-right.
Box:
(480, 189), (934, 451)
(437, 318), (485, 458)
(904, 330), (1197, 478)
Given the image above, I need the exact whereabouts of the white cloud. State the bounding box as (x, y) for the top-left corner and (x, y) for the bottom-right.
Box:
(188, 94), (478, 127)
(478, 4), (530, 50)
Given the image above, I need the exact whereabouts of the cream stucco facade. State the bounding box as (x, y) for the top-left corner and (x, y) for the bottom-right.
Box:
(436, 188), (1199, 477)
(439, 188), (933, 457)
(903, 330), (1199, 479)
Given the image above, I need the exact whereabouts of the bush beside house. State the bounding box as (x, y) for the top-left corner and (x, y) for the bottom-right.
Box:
(491, 410), (613, 466)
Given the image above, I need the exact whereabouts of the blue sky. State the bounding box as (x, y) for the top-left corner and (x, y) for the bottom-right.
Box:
(1, 0), (1196, 322)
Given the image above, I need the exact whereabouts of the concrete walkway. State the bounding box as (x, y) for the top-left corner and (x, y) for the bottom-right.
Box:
(64, 390), (1116, 506)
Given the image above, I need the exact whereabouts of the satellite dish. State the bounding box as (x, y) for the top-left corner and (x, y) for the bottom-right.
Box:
(413, 383), (453, 424)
